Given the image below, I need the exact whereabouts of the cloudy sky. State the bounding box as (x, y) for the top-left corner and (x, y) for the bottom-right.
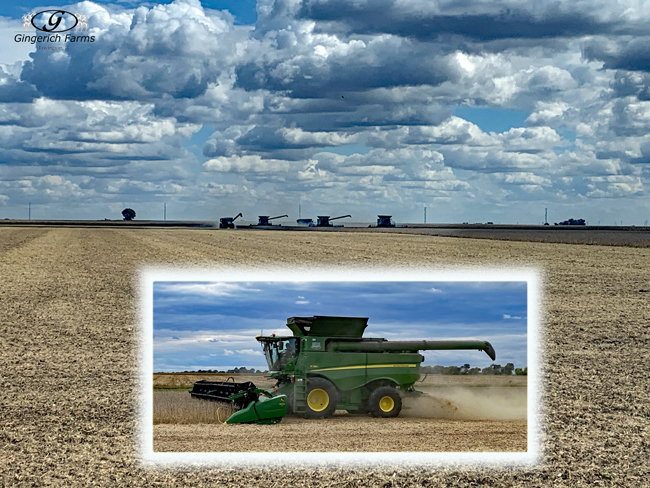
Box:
(153, 281), (527, 372)
(1, 0), (648, 224)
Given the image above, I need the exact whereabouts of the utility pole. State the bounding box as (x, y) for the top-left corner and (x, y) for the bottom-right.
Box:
(28, 202), (31, 220)
(424, 207), (427, 223)
(299, 204), (301, 219)
(164, 203), (166, 221)
(545, 208), (547, 225)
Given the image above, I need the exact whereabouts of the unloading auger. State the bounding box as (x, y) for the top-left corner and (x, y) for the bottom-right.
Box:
(190, 316), (496, 424)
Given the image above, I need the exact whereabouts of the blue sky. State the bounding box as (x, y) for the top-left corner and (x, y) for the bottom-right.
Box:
(3, 1), (258, 24)
(153, 281), (528, 372)
(1, 0), (649, 224)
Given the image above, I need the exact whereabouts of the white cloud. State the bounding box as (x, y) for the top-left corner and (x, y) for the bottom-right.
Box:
(156, 282), (261, 297)
(0, 0), (648, 222)
(236, 349), (263, 356)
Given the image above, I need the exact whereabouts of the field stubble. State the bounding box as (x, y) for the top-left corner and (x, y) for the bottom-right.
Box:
(152, 375), (527, 451)
(1, 227), (649, 486)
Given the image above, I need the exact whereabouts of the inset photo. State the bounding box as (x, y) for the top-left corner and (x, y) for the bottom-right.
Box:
(141, 271), (538, 463)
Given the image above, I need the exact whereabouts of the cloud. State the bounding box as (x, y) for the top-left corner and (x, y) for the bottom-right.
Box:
(223, 349), (234, 355)
(155, 282), (261, 297)
(236, 349), (263, 356)
(294, 0), (639, 42)
(0, 0), (648, 222)
(295, 300), (310, 304)
(427, 287), (442, 293)
(503, 314), (523, 319)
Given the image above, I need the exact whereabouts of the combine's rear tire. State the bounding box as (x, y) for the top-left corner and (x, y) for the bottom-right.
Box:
(369, 386), (402, 418)
(304, 378), (339, 419)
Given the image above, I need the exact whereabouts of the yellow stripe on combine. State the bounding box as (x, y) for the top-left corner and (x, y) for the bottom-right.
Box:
(310, 364), (418, 372)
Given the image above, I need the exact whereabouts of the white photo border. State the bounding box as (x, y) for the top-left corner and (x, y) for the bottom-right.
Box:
(139, 268), (542, 467)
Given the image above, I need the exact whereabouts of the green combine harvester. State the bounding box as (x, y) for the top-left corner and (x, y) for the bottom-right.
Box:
(189, 315), (496, 424)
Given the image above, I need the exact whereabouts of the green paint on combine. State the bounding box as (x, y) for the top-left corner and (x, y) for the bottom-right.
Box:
(190, 315), (496, 424)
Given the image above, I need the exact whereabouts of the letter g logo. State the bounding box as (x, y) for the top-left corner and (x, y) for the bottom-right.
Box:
(31, 10), (78, 33)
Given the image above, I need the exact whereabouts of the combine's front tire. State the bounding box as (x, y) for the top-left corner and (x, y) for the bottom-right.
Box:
(304, 378), (339, 419)
(369, 386), (402, 418)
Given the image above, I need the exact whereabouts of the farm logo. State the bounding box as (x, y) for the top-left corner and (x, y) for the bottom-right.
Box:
(15, 10), (95, 49)
(30, 10), (80, 32)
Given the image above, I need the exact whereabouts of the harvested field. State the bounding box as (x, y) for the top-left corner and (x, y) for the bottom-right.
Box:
(1, 227), (649, 486)
(153, 417), (528, 453)
(377, 226), (650, 247)
(152, 375), (527, 451)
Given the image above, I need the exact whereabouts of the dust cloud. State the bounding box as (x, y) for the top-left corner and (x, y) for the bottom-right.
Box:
(401, 387), (527, 421)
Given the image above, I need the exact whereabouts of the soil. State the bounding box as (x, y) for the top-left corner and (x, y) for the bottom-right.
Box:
(153, 416), (527, 453)
(1, 227), (649, 486)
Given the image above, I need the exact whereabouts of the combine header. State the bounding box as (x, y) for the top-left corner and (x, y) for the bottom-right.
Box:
(190, 378), (287, 424)
(190, 316), (496, 424)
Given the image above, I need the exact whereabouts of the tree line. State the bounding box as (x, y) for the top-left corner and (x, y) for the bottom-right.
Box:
(184, 367), (266, 374)
(421, 363), (528, 375)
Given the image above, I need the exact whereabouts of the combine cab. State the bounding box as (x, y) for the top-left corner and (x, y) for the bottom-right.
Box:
(191, 316), (496, 424)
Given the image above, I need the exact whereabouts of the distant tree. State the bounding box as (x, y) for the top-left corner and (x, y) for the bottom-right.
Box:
(515, 367), (528, 376)
(482, 364), (504, 375)
(504, 363), (515, 375)
(556, 218), (585, 226)
(122, 208), (136, 220)
(468, 367), (481, 375)
(431, 365), (445, 374)
(447, 365), (461, 375)
(459, 363), (471, 375)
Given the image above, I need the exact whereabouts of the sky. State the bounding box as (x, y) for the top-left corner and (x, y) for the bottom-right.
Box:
(152, 281), (528, 372)
(1, 0), (649, 224)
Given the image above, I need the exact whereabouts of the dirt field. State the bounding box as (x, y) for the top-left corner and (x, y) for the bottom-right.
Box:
(1, 227), (649, 486)
(152, 375), (527, 452)
(153, 417), (527, 453)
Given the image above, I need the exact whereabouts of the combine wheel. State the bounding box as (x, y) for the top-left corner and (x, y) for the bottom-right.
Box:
(369, 386), (402, 418)
(304, 378), (339, 419)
